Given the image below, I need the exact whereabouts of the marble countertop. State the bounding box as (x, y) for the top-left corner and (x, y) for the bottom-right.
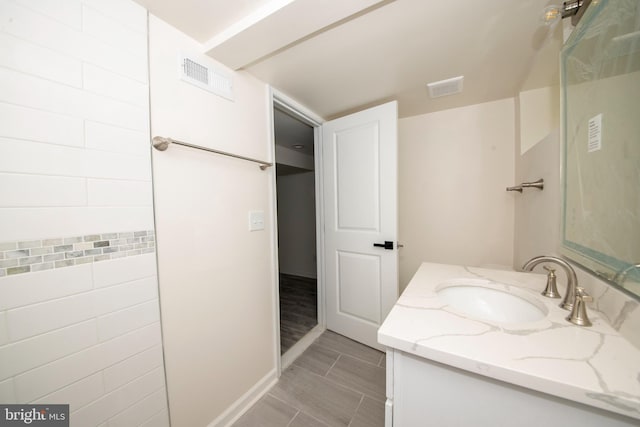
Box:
(378, 262), (640, 420)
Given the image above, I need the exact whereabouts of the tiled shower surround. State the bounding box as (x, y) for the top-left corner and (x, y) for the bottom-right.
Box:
(0, 230), (155, 277)
(0, 0), (170, 423)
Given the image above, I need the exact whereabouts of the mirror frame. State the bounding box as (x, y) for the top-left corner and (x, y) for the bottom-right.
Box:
(559, 0), (640, 299)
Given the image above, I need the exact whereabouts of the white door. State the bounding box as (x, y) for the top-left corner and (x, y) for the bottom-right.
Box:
(322, 101), (398, 350)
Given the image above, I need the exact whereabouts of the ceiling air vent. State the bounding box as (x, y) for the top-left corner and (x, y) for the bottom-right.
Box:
(427, 76), (464, 98)
(179, 54), (234, 101)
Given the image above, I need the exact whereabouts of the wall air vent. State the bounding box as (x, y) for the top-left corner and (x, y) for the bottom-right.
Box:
(179, 54), (234, 101)
(427, 76), (464, 98)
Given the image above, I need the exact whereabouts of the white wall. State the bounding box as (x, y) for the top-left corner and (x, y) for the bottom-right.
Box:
(148, 16), (277, 427)
(277, 171), (317, 278)
(519, 86), (560, 155)
(398, 99), (516, 290)
(513, 128), (561, 267)
(0, 0), (169, 425)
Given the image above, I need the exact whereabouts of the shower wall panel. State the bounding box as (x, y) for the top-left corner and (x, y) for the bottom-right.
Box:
(0, 0), (169, 425)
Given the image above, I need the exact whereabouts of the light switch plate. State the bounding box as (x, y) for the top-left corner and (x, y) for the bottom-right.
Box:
(249, 210), (265, 231)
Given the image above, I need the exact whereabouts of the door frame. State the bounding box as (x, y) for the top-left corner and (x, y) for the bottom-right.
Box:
(268, 88), (326, 376)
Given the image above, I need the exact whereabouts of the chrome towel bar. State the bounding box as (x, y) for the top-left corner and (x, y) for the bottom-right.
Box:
(506, 178), (544, 193)
(152, 136), (273, 170)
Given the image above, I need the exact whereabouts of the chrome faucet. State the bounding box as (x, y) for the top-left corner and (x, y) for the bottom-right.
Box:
(566, 287), (593, 326)
(522, 255), (578, 311)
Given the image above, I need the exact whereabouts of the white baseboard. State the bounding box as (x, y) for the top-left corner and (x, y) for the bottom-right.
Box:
(281, 324), (325, 370)
(209, 368), (278, 427)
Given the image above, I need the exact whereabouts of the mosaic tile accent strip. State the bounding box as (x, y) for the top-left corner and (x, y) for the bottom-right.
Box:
(0, 230), (155, 277)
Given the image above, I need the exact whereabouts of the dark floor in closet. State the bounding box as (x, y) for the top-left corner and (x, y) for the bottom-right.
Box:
(280, 273), (317, 354)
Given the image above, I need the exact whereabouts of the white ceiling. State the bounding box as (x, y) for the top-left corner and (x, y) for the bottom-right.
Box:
(134, 0), (563, 119)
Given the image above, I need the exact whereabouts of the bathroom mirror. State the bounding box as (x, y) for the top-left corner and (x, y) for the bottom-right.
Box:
(560, 0), (640, 298)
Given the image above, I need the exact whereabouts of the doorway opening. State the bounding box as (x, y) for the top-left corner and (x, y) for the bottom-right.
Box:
(273, 103), (321, 356)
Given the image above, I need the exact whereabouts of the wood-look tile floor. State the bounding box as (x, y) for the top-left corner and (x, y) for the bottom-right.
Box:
(279, 274), (318, 354)
(233, 331), (386, 427)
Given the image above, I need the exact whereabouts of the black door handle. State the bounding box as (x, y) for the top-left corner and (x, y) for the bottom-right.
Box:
(373, 241), (394, 250)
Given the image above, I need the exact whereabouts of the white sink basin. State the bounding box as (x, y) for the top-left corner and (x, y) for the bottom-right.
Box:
(437, 282), (546, 324)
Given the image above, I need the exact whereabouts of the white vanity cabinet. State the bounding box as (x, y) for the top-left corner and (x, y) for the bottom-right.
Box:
(378, 263), (640, 427)
(385, 349), (639, 427)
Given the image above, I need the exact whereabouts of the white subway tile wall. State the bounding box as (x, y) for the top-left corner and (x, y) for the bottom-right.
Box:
(0, 0), (169, 425)
(0, 379), (16, 404)
(33, 373), (105, 413)
(107, 387), (169, 427)
(0, 312), (8, 346)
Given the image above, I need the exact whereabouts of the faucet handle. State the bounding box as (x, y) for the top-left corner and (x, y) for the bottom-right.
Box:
(541, 266), (561, 298)
(522, 256), (578, 311)
(566, 287), (592, 327)
(576, 287), (593, 302)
